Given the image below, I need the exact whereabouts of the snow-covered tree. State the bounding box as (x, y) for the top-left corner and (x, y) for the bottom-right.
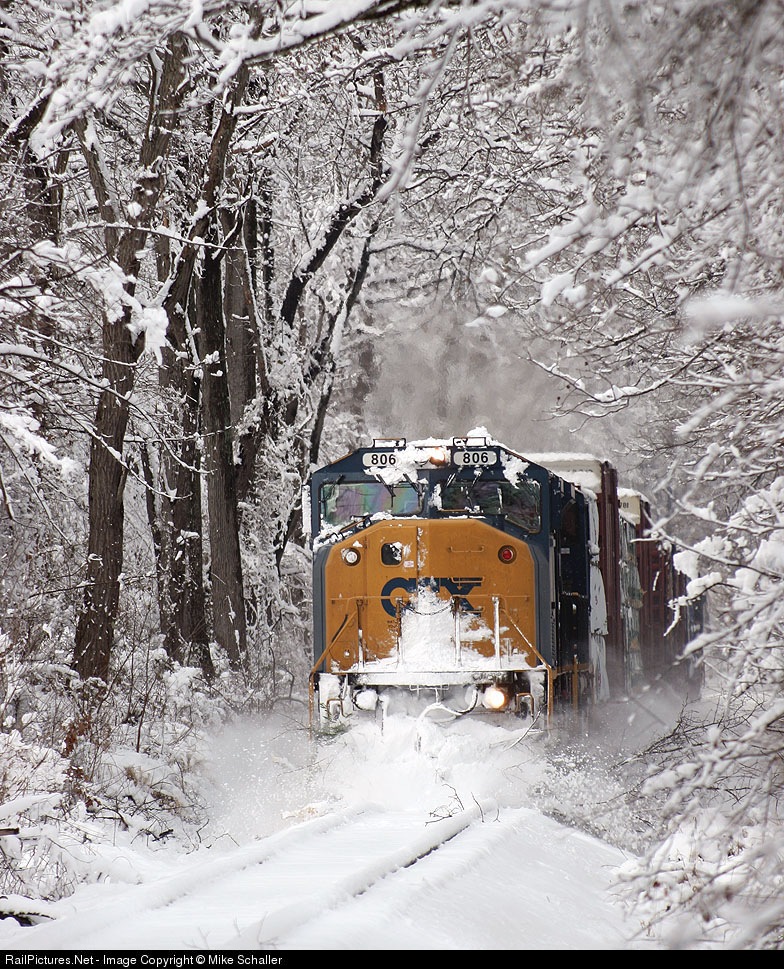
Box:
(454, 0), (784, 947)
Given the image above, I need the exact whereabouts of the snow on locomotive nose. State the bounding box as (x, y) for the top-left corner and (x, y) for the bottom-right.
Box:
(306, 433), (703, 731)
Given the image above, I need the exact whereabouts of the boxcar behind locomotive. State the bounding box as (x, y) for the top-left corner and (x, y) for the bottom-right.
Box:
(306, 434), (701, 729)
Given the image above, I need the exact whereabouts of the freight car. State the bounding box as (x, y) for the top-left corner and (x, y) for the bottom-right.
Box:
(306, 434), (701, 729)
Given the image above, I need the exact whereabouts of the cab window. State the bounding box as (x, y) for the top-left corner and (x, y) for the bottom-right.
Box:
(441, 477), (541, 533)
(441, 480), (502, 514)
(320, 481), (421, 527)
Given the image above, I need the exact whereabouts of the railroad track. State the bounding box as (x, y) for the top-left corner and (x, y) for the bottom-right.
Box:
(3, 800), (497, 950)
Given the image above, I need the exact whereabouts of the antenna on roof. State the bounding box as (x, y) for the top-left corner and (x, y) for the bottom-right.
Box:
(453, 434), (489, 447)
(372, 438), (406, 447)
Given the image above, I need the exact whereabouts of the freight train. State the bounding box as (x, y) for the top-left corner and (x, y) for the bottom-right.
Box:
(306, 434), (703, 729)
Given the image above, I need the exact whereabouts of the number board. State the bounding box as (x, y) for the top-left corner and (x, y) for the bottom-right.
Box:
(453, 448), (498, 467)
(362, 451), (398, 469)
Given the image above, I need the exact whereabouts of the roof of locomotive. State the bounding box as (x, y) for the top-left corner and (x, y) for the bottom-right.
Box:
(312, 431), (541, 484)
(310, 434), (628, 491)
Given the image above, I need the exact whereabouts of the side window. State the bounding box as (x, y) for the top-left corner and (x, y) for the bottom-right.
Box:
(501, 478), (541, 533)
(321, 483), (341, 525)
(561, 499), (578, 541)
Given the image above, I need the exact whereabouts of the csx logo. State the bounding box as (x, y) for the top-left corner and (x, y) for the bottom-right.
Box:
(380, 576), (482, 617)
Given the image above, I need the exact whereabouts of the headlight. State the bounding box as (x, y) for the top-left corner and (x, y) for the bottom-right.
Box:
(419, 446), (449, 466)
(353, 689), (378, 711)
(482, 685), (509, 711)
(342, 547), (361, 566)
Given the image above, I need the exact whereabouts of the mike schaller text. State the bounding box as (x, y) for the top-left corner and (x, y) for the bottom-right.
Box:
(4, 956), (285, 967)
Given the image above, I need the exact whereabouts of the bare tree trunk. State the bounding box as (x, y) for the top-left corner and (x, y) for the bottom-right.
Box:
(235, 178), (272, 504)
(151, 340), (214, 679)
(73, 315), (135, 682)
(223, 197), (258, 429)
(165, 365), (212, 676)
(149, 57), (252, 674)
(197, 220), (247, 667)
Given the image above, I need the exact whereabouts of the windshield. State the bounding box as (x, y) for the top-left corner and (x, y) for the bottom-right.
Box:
(320, 481), (421, 527)
(441, 477), (541, 533)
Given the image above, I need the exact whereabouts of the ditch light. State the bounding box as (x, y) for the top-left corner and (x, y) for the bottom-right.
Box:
(482, 684), (509, 711)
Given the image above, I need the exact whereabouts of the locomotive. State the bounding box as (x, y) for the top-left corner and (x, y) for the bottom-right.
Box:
(306, 434), (702, 729)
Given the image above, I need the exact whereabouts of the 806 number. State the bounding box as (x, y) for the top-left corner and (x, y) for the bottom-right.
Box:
(362, 452), (397, 468)
(454, 449), (497, 466)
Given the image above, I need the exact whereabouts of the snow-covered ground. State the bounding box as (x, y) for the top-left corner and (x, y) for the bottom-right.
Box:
(1, 685), (689, 950)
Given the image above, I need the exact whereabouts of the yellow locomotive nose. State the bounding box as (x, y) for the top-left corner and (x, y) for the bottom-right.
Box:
(322, 518), (538, 673)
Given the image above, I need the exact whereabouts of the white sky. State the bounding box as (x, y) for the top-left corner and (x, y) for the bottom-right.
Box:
(0, 689), (688, 951)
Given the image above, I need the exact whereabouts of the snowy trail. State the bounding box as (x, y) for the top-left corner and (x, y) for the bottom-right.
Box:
(3, 802), (493, 951)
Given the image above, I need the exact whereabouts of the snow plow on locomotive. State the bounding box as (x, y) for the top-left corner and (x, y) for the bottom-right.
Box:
(306, 434), (702, 731)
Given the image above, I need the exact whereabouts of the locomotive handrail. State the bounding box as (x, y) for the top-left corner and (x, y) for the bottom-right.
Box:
(313, 601), (363, 672)
(308, 603), (361, 729)
(495, 602), (537, 655)
(496, 602), (555, 720)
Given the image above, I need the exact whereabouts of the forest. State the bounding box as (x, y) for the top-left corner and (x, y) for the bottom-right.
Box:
(1, 0), (783, 949)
